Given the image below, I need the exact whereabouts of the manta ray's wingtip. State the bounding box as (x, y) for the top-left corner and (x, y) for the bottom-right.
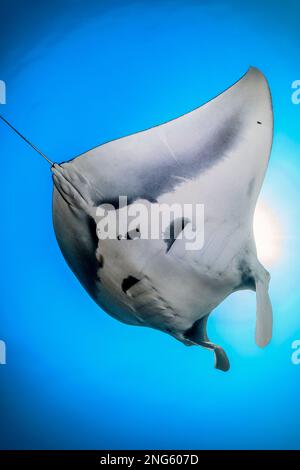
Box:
(247, 65), (263, 74)
(214, 65), (271, 111)
(243, 66), (270, 87)
(236, 66), (272, 117)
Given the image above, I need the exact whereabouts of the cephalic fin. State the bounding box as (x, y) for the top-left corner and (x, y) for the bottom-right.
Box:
(51, 163), (94, 215)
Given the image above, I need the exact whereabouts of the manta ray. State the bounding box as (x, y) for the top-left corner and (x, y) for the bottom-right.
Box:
(0, 67), (273, 371)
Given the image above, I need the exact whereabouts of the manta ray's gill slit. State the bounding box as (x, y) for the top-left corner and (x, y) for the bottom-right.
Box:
(122, 276), (140, 294)
(0, 114), (53, 165)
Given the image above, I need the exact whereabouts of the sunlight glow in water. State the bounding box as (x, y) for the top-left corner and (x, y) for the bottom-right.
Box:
(254, 200), (283, 266)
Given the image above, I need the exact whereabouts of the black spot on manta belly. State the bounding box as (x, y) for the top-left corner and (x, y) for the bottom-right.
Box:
(125, 227), (141, 240)
(122, 276), (140, 294)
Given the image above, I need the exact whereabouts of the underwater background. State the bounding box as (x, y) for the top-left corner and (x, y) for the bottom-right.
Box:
(0, 0), (300, 450)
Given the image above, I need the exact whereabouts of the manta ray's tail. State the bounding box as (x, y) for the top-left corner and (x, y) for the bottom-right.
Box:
(0, 114), (53, 165)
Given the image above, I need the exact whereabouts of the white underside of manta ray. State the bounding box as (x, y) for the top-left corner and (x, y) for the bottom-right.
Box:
(1, 67), (274, 372)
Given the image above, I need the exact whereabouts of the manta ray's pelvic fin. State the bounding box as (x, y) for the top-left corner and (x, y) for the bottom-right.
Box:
(254, 263), (273, 347)
(184, 315), (230, 372)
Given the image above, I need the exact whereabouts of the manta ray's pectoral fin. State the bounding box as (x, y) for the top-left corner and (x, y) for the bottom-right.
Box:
(184, 315), (230, 372)
(253, 262), (273, 348)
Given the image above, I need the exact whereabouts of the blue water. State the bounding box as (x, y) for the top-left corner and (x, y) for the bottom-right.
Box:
(0, 0), (300, 450)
